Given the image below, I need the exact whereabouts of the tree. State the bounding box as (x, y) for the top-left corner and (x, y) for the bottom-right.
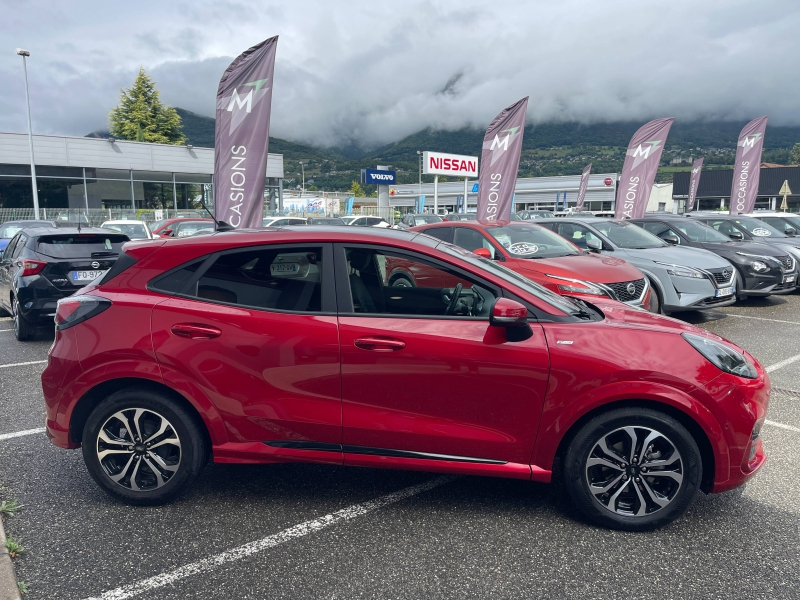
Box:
(348, 181), (365, 197)
(308, 185), (318, 191)
(790, 143), (800, 166)
(109, 68), (186, 145)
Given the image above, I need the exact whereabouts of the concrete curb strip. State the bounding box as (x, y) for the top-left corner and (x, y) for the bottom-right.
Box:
(0, 517), (21, 600)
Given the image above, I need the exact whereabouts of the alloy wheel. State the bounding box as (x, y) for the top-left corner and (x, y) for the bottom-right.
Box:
(96, 408), (182, 491)
(585, 426), (684, 517)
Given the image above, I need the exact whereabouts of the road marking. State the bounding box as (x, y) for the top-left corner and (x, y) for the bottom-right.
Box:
(0, 360), (47, 369)
(0, 329), (11, 332)
(765, 353), (800, 373)
(0, 427), (46, 441)
(725, 314), (800, 326)
(83, 476), (455, 600)
(765, 420), (800, 433)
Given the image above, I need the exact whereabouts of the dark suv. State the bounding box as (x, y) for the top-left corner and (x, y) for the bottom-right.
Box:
(0, 227), (128, 340)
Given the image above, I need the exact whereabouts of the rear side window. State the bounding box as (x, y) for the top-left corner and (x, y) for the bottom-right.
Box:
(96, 252), (139, 286)
(421, 227), (453, 243)
(36, 234), (127, 258)
(149, 260), (204, 294)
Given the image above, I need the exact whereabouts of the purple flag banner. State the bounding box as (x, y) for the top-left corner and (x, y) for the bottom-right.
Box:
(214, 36), (279, 229)
(686, 158), (704, 212)
(614, 118), (674, 219)
(477, 97), (528, 220)
(575, 163), (592, 211)
(729, 116), (768, 215)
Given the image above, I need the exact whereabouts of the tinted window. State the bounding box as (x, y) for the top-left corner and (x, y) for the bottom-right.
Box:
(11, 235), (27, 259)
(669, 220), (730, 243)
(590, 221), (665, 249)
(151, 220), (169, 232)
(36, 234), (127, 258)
(638, 221), (681, 243)
(103, 223), (149, 239)
(555, 223), (602, 249)
(704, 220), (742, 238)
(3, 236), (19, 260)
(420, 227), (453, 243)
(453, 228), (499, 259)
(188, 247), (323, 312)
(345, 247), (496, 318)
(149, 260), (204, 294)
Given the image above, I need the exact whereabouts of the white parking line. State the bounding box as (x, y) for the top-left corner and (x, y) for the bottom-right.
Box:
(0, 329), (11, 332)
(765, 353), (800, 373)
(82, 475), (454, 600)
(765, 420), (800, 433)
(725, 314), (800, 326)
(0, 427), (46, 441)
(0, 360), (46, 369)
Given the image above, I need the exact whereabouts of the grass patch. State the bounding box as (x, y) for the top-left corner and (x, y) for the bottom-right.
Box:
(18, 581), (28, 595)
(0, 499), (23, 518)
(4, 536), (25, 559)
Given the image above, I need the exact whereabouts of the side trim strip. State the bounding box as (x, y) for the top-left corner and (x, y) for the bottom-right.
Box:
(264, 441), (507, 465)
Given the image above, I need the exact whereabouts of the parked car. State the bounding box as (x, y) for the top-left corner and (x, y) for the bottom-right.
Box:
(341, 215), (391, 228)
(0, 227), (128, 340)
(632, 215), (798, 299)
(688, 213), (800, 264)
(410, 220), (651, 310)
(101, 220), (154, 240)
(537, 217), (738, 314)
(442, 213), (478, 222)
(306, 217), (345, 226)
(151, 218), (215, 238)
(395, 214), (443, 230)
(0, 220), (57, 251)
(516, 210), (555, 220)
(42, 227), (769, 530)
(262, 216), (307, 227)
(748, 212), (800, 237)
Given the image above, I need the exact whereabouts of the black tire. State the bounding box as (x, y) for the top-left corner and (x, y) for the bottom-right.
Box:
(563, 407), (701, 531)
(82, 387), (209, 506)
(390, 275), (414, 287)
(12, 296), (34, 341)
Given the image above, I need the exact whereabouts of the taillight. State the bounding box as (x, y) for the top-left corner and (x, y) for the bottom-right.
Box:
(55, 295), (111, 330)
(19, 259), (47, 277)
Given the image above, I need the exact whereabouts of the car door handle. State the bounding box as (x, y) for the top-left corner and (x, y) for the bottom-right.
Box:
(171, 323), (222, 340)
(354, 337), (406, 352)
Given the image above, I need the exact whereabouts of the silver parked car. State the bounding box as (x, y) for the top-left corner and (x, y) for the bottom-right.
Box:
(537, 217), (738, 314)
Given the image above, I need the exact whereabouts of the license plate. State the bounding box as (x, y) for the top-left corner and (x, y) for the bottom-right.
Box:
(783, 274), (797, 283)
(270, 263), (299, 274)
(70, 270), (106, 282)
(715, 286), (734, 297)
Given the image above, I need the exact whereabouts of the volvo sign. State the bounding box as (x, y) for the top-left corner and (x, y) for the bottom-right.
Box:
(361, 168), (397, 185)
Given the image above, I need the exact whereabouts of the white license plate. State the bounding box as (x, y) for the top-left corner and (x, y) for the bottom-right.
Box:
(270, 263), (299, 274)
(715, 286), (734, 297)
(70, 270), (106, 282)
(783, 274), (797, 283)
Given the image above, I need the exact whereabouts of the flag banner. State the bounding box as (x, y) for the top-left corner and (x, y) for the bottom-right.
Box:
(614, 118), (674, 219)
(477, 97), (528, 220)
(214, 36), (279, 228)
(686, 158), (704, 212)
(575, 164), (592, 211)
(729, 116), (768, 214)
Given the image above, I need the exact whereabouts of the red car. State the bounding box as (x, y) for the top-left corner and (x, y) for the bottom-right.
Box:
(150, 218), (215, 238)
(410, 220), (652, 310)
(42, 227), (768, 530)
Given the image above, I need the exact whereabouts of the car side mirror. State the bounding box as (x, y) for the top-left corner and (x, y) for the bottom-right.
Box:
(490, 298), (528, 328)
(663, 234), (680, 245)
(729, 231), (744, 240)
(586, 238), (602, 252)
(473, 248), (492, 259)
(785, 227), (797, 237)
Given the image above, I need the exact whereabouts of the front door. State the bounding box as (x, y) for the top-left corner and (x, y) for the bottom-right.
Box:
(336, 243), (550, 467)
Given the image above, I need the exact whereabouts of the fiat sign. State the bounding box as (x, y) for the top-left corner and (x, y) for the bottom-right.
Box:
(422, 151), (479, 178)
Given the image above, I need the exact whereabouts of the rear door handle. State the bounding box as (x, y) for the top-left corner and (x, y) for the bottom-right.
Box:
(354, 337), (406, 352)
(171, 323), (222, 340)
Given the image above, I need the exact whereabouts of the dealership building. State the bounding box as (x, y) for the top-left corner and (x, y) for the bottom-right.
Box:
(0, 131), (284, 219)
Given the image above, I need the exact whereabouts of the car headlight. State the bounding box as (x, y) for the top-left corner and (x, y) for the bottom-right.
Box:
(682, 332), (758, 379)
(751, 261), (768, 272)
(546, 274), (608, 296)
(655, 262), (705, 278)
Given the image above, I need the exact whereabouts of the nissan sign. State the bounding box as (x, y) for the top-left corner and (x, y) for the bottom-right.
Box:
(362, 169), (397, 185)
(423, 151), (479, 178)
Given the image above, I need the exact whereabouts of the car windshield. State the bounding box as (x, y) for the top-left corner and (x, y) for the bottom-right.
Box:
(36, 234), (128, 258)
(781, 215), (800, 230)
(151, 220), (168, 232)
(0, 222), (50, 238)
(449, 214), (477, 221)
(669, 220), (731, 243)
(412, 215), (443, 226)
(438, 243), (582, 316)
(308, 219), (344, 226)
(592, 221), (667, 249)
(340, 216), (357, 224)
(733, 218), (787, 238)
(103, 223), (148, 239)
(487, 224), (582, 258)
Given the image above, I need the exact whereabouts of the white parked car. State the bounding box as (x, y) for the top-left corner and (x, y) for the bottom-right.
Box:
(262, 216), (308, 227)
(100, 220), (154, 240)
(340, 215), (391, 228)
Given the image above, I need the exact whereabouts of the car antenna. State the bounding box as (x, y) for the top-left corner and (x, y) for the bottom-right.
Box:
(77, 214), (81, 232)
(197, 196), (234, 232)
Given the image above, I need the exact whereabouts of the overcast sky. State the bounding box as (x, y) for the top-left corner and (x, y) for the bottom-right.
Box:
(1, 0), (799, 149)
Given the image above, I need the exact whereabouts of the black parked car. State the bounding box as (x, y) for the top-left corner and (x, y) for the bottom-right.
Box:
(688, 213), (800, 264)
(306, 217), (345, 226)
(632, 215), (798, 299)
(0, 227), (129, 340)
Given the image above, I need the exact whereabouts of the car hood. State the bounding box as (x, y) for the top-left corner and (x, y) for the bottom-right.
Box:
(698, 240), (789, 257)
(618, 245), (730, 268)
(509, 253), (643, 283)
(753, 236), (800, 248)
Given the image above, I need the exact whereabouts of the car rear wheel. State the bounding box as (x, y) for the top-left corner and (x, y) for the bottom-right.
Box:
(12, 297), (34, 341)
(82, 387), (208, 505)
(563, 407), (701, 531)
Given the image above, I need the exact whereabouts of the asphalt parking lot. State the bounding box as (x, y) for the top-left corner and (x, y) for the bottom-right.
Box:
(1, 297), (799, 600)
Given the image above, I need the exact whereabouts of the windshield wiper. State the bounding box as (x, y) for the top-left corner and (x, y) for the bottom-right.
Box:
(565, 296), (595, 320)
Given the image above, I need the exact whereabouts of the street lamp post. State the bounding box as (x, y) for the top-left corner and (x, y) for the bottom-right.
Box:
(16, 48), (39, 219)
(416, 151), (422, 212)
(299, 162), (305, 196)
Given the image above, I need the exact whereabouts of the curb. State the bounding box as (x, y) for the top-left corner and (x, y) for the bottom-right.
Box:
(0, 517), (21, 600)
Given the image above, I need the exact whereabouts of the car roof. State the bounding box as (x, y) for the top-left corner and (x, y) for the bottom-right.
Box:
(102, 220), (147, 225)
(536, 216), (614, 223)
(15, 226), (125, 236)
(417, 220), (543, 229)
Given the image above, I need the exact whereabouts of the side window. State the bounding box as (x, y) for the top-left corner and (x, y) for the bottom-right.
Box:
(289, 219), (306, 225)
(452, 228), (498, 259)
(177, 222), (213, 237)
(556, 224), (599, 249)
(421, 227), (453, 243)
(3, 236), (19, 261)
(149, 259), (204, 294)
(11, 234), (27, 259)
(761, 217), (791, 233)
(345, 246), (496, 318)
(639, 221), (679, 243)
(706, 220), (737, 237)
(186, 247), (323, 312)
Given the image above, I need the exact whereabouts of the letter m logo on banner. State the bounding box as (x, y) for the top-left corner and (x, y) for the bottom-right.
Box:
(227, 89), (254, 113)
(490, 133), (511, 152)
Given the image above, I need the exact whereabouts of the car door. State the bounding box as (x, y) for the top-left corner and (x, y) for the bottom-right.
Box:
(150, 243), (342, 463)
(0, 234), (20, 310)
(335, 243), (550, 469)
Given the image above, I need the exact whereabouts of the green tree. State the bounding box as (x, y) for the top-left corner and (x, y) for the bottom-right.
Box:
(790, 142), (800, 165)
(109, 68), (186, 145)
(348, 181), (365, 197)
(308, 185), (318, 191)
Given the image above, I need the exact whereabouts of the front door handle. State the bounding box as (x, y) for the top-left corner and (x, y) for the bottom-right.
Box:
(171, 323), (222, 340)
(354, 336), (406, 352)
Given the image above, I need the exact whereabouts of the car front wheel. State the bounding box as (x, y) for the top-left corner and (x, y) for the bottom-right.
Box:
(12, 296), (34, 341)
(82, 387), (208, 505)
(563, 407), (702, 531)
